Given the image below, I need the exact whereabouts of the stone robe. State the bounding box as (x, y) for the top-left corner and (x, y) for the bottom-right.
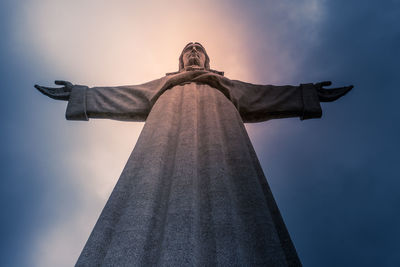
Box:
(67, 70), (322, 266)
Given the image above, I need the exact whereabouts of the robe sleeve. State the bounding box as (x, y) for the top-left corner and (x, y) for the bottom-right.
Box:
(65, 77), (167, 122)
(227, 80), (322, 123)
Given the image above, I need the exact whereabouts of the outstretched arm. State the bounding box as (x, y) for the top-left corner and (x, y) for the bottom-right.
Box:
(35, 78), (166, 121)
(226, 79), (353, 123)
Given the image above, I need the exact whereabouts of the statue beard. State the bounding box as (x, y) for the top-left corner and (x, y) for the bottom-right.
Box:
(187, 54), (201, 67)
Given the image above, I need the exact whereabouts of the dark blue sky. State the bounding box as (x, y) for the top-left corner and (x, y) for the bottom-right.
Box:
(1, 0), (399, 266)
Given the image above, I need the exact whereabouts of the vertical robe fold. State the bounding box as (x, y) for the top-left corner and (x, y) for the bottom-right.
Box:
(67, 70), (321, 266)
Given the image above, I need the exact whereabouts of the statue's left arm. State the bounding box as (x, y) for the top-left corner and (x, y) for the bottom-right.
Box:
(226, 79), (353, 123)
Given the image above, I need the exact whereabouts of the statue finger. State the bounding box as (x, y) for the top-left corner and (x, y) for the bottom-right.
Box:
(55, 80), (73, 90)
(54, 80), (66, 85)
(315, 81), (332, 88)
(54, 80), (72, 86)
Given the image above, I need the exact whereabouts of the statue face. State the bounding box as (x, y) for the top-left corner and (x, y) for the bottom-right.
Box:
(182, 43), (207, 68)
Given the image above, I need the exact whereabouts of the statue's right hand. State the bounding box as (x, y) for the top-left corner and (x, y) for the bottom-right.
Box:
(34, 80), (73, 101)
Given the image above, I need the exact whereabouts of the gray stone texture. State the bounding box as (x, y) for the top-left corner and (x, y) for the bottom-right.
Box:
(66, 70), (322, 266)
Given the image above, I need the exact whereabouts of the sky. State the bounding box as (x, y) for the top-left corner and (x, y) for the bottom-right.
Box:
(0, 0), (399, 266)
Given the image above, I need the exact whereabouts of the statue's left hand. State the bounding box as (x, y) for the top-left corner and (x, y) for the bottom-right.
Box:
(315, 81), (353, 102)
(34, 80), (73, 101)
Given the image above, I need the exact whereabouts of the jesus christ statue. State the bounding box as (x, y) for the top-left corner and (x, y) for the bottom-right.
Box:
(35, 42), (352, 266)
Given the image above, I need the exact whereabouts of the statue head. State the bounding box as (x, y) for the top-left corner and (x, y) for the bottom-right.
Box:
(179, 42), (210, 70)
(166, 42), (224, 76)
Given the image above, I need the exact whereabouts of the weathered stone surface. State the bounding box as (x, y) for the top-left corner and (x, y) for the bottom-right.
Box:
(67, 71), (321, 266)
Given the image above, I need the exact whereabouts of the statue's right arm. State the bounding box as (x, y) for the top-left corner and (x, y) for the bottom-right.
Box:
(35, 78), (166, 121)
